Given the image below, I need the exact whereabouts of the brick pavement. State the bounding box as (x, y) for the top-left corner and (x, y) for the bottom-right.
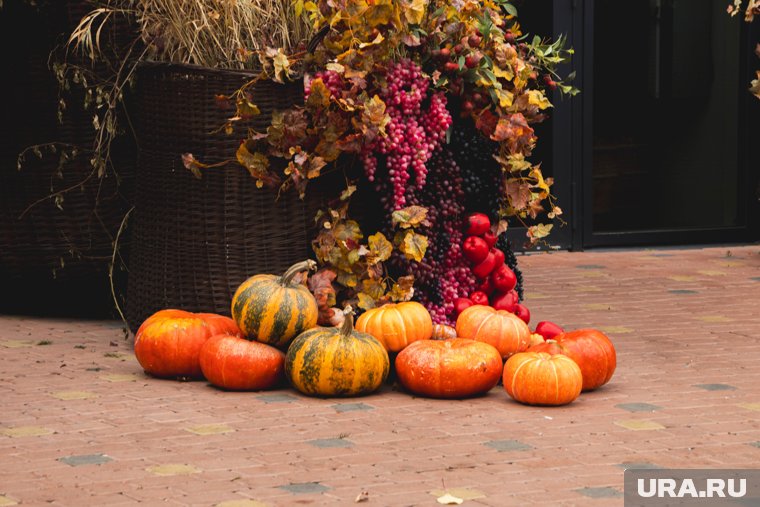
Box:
(1, 244), (759, 506)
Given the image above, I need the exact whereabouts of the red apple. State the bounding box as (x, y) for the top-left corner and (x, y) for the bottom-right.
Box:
(491, 290), (518, 312)
(513, 304), (530, 324)
(464, 213), (491, 236)
(534, 321), (565, 341)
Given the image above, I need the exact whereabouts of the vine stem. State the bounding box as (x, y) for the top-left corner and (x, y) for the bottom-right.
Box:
(109, 207), (133, 331)
(280, 259), (317, 285)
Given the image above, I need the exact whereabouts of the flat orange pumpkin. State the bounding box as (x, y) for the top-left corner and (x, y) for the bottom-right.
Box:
(455, 305), (531, 359)
(199, 334), (285, 391)
(355, 301), (433, 352)
(503, 351), (582, 406)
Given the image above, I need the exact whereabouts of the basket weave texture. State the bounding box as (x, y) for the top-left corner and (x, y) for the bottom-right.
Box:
(124, 62), (319, 332)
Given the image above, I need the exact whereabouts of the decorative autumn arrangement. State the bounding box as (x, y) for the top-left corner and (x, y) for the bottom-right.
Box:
(355, 301), (433, 352)
(455, 304), (531, 359)
(503, 352), (582, 406)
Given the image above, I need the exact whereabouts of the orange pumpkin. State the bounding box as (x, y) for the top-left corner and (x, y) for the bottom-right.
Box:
(355, 302), (433, 352)
(134, 309), (241, 379)
(528, 329), (616, 391)
(455, 305), (531, 359)
(431, 324), (457, 340)
(395, 339), (502, 399)
(199, 334), (285, 391)
(503, 352), (582, 406)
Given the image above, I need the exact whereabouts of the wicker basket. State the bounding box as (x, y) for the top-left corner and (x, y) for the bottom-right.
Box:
(124, 62), (325, 332)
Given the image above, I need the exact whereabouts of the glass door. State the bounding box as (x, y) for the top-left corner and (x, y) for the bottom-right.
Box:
(581, 0), (759, 247)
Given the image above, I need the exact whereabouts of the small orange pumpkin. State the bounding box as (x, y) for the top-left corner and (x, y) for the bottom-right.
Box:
(503, 352), (582, 406)
(431, 324), (458, 340)
(528, 328), (616, 391)
(134, 309), (241, 379)
(355, 302), (433, 352)
(395, 339), (502, 399)
(199, 334), (285, 391)
(455, 305), (531, 359)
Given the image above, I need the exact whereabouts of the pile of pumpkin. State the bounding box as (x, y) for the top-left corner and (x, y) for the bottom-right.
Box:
(134, 260), (616, 405)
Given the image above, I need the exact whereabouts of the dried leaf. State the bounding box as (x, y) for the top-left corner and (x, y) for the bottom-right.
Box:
(505, 179), (532, 210)
(236, 143), (270, 180)
(399, 231), (428, 262)
(340, 185), (357, 201)
(357, 292), (376, 310)
(308, 268), (337, 310)
(307, 78), (332, 110)
(355, 490), (369, 503)
(368, 232), (393, 263)
(181, 153), (204, 179)
(391, 205), (428, 228)
(404, 0), (425, 24)
(526, 89), (553, 110)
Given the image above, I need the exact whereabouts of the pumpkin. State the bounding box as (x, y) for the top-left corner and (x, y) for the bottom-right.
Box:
(286, 310), (389, 397)
(431, 324), (457, 341)
(395, 339), (502, 399)
(134, 309), (241, 379)
(355, 301), (433, 352)
(528, 329), (616, 391)
(455, 305), (531, 359)
(231, 260), (319, 348)
(503, 352), (583, 406)
(199, 334), (285, 391)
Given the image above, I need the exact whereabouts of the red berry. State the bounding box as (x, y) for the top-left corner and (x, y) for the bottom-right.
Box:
(463, 236), (489, 264)
(439, 47), (451, 59)
(469, 291), (489, 306)
(491, 264), (517, 293)
(513, 304), (530, 324)
(491, 290), (518, 312)
(468, 34), (482, 47)
(444, 61), (460, 73)
(464, 213), (491, 236)
(464, 55), (480, 69)
(505, 30), (516, 43)
(534, 321), (564, 340)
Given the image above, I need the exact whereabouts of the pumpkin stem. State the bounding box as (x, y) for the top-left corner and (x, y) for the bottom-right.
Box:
(340, 305), (355, 337)
(281, 259), (317, 286)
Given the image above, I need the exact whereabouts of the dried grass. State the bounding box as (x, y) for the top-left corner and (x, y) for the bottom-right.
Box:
(70, 0), (312, 69)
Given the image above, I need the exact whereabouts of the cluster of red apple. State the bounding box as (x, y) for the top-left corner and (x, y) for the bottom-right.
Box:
(455, 213), (532, 322)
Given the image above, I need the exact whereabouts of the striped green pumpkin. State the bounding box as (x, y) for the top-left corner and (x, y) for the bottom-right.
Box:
(231, 260), (319, 348)
(285, 311), (390, 397)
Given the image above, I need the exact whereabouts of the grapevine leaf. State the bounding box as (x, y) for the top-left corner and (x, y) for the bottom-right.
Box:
(308, 268), (337, 309)
(400, 231), (428, 262)
(751, 71), (760, 100)
(334, 220), (363, 243)
(391, 205), (429, 228)
(236, 143), (273, 183)
(505, 178), (532, 210)
(389, 275), (415, 301)
(306, 78), (332, 110)
(526, 90), (552, 110)
(357, 292), (377, 310)
(362, 278), (387, 300)
(368, 232), (393, 263)
(340, 184), (357, 201)
(404, 0), (426, 24)
(336, 271), (358, 288)
(528, 223), (553, 240)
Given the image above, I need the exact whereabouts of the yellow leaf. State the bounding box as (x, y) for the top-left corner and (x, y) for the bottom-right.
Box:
(400, 231), (428, 262)
(492, 64), (514, 81)
(271, 48), (292, 83)
(404, 0), (426, 25)
(307, 78), (332, 109)
(526, 90), (553, 110)
(236, 144), (270, 179)
(362, 278), (386, 300)
(495, 88), (514, 108)
(359, 32), (385, 48)
(529, 223), (553, 239)
(357, 292), (377, 310)
(368, 232), (393, 263)
(336, 271), (358, 288)
(391, 205), (428, 228)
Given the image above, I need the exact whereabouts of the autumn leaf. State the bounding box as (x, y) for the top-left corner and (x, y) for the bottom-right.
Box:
(308, 268), (337, 309)
(362, 278), (387, 300)
(181, 153), (204, 179)
(340, 184), (357, 201)
(388, 275), (415, 301)
(526, 89), (553, 110)
(362, 95), (391, 136)
(368, 232), (393, 263)
(495, 88), (514, 108)
(357, 292), (376, 310)
(399, 231), (428, 262)
(334, 220), (363, 243)
(307, 78), (332, 110)
(236, 143), (272, 182)
(505, 178), (532, 210)
(403, 0), (426, 25)
(391, 205), (429, 228)
(490, 113), (536, 153)
(236, 97), (261, 118)
(336, 270), (358, 288)
(751, 71), (760, 100)
(266, 47), (292, 83)
(528, 223), (553, 240)
(307, 156), (327, 179)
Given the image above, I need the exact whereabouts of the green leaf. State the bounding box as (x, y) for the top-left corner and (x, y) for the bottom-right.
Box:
(503, 2), (518, 16)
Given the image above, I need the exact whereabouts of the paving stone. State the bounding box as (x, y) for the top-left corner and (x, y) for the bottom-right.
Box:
(50, 391), (99, 400)
(667, 275), (696, 282)
(308, 438), (353, 448)
(614, 420), (666, 431)
(256, 393), (297, 403)
(739, 403), (760, 411)
(576, 264), (606, 269)
(694, 384), (736, 391)
(146, 464), (201, 476)
(484, 440), (533, 452)
(749, 442), (760, 448)
(694, 315), (733, 323)
(100, 373), (140, 382)
(576, 487), (623, 498)
(598, 326), (634, 334)
(215, 500), (270, 507)
(0, 495), (18, 506)
(616, 462), (663, 470)
(651, 253), (674, 257)
(332, 402), (374, 413)
(615, 403), (663, 413)
(277, 482), (329, 494)
(698, 270), (727, 276)
(184, 423), (235, 435)
(751, 277), (760, 282)
(584, 303), (614, 311)
(0, 426), (54, 438)
(58, 454), (113, 466)
(669, 289), (699, 294)
(0, 340), (34, 348)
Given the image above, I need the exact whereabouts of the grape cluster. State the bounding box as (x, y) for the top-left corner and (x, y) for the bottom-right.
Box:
(496, 234), (524, 301)
(449, 121), (502, 218)
(361, 59), (452, 208)
(305, 70), (344, 98)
